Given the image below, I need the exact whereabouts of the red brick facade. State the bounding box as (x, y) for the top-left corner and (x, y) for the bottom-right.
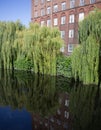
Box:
(31, 0), (101, 55)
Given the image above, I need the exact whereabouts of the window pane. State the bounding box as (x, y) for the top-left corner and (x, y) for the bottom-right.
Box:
(68, 44), (73, 52)
(69, 14), (74, 23)
(41, 21), (45, 27)
(47, 19), (51, 27)
(54, 18), (58, 26)
(90, 0), (95, 4)
(60, 31), (65, 39)
(61, 16), (66, 24)
(47, 7), (51, 14)
(79, 12), (84, 21)
(54, 4), (58, 12)
(70, 0), (75, 8)
(80, 0), (85, 6)
(61, 2), (66, 10)
(69, 30), (74, 38)
(60, 46), (64, 52)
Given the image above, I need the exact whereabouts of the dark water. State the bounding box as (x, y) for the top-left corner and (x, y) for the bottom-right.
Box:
(0, 70), (101, 130)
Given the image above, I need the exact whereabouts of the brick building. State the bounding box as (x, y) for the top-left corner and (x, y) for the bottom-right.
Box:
(31, 0), (101, 55)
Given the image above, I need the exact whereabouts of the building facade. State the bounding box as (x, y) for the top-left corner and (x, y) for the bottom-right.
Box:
(31, 0), (101, 55)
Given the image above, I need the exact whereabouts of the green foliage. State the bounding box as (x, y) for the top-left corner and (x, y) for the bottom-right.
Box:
(71, 9), (101, 84)
(14, 56), (33, 71)
(23, 23), (63, 75)
(0, 21), (24, 70)
(0, 21), (63, 75)
(56, 55), (72, 77)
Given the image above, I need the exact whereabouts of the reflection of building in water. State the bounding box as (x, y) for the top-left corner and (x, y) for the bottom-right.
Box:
(32, 93), (72, 130)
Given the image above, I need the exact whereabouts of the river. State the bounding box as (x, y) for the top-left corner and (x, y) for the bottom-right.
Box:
(0, 69), (100, 130)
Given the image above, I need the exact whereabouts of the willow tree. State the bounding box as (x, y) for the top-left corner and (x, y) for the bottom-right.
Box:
(71, 9), (101, 85)
(0, 22), (6, 69)
(0, 21), (24, 71)
(24, 23), (63, 75)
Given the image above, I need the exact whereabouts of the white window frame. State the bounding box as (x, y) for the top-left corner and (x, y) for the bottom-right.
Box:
(47, 19), (51, 27)
(61, 2), (66, 10)
(34, 11), (38, 18)
(69, 14), (74, 23)
(79, 12), (84, 22)
(69, 29), (74, 38)
(41, 21), (45, 27)
(70, 0), (75, 8)
(54, 18), (58, 26)
(54, 4), (58, 12)
(41, 0), (45, 3)
(80, 0), (85, 6)
(60, 46), (65, 52)
(61, 16), (66, 25)
(90, 0), (95, 4)
(41, 9), (45, 16)
(60, 31), (65, 39)
(68, 44), (73, 52)
(35, 0), (38, 5)
(47, 6), (51, 14)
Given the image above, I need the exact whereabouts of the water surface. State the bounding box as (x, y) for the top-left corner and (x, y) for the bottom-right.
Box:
(0, 70), (101, 130)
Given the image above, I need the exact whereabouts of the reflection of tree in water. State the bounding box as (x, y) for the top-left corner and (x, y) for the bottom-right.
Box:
(70, 85), (101, 130)
(0, 70), (59, 117)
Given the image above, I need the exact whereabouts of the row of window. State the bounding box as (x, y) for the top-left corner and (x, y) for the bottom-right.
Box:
(40, 12), (84, 27)
(34, 0), (95, 17)
(34, 0), (96, 8)
(34, 4), (75, 17)
(60, 44), (73, 53)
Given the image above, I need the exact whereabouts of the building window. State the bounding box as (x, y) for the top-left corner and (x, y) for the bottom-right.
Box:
(60, 31), (65, 39)
(69, 14), (74, 23)
(69, 29), (74, 38)
(60, 46), (64, 52)
(64, 111), (69, 119)
(34, 11), (38, 18)
(54, 18), (58, 26)
(41, 9), (45, 16)
(70, 0), (75, 8)
(41, 21), (45, 27)
(80, 0), (85, 6)
(47, 19), (51, 27)
(47, 7), (51, 14)
(35, 0), (38, 5)
(79, 12), (84, 21)
(61, 2), (66, 10)
(54, 4), (58, 12)
(61, 16), (66, 25)
(41, 0), (45, 4)
(90, 0), (95, 4)
(68, 44), (73, 52)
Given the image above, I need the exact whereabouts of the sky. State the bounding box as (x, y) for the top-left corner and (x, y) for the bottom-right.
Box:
(0, 0), (31, 27)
